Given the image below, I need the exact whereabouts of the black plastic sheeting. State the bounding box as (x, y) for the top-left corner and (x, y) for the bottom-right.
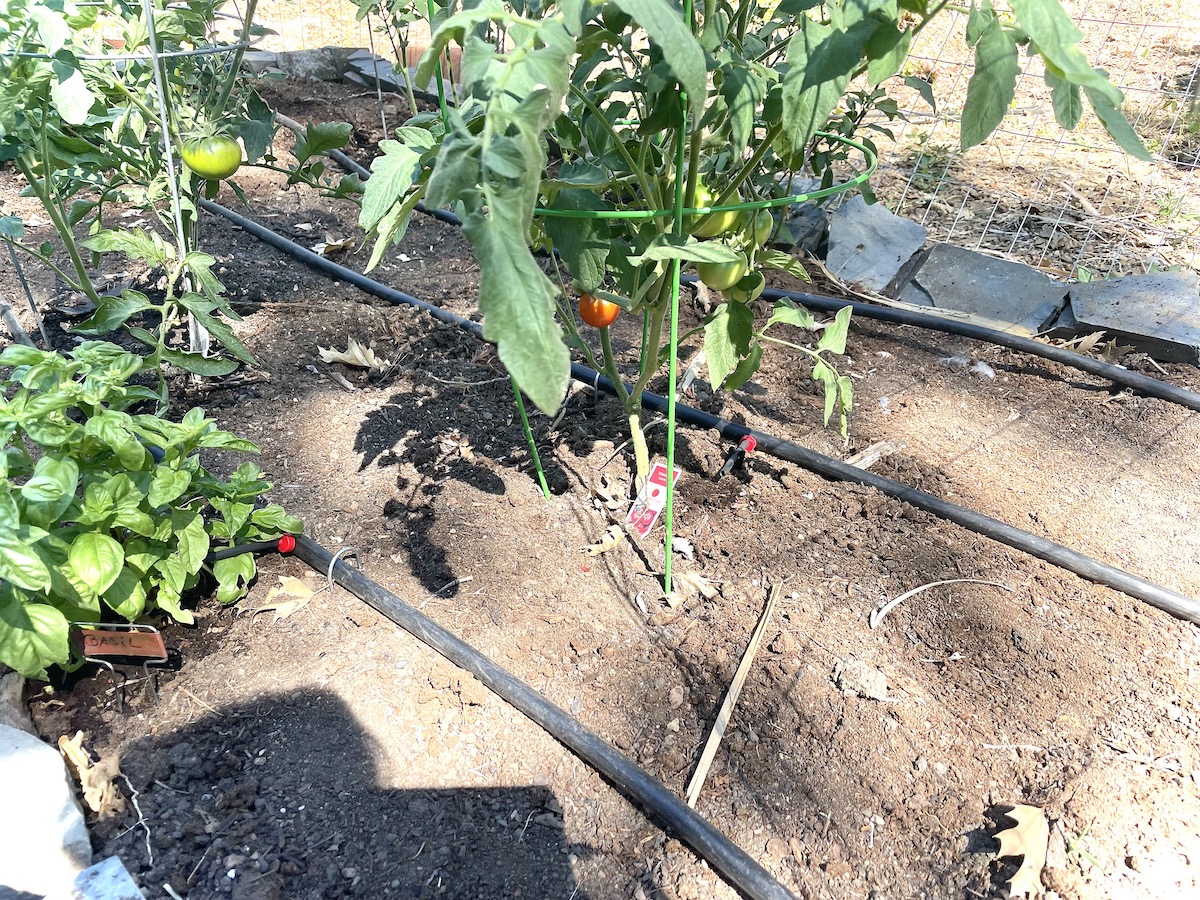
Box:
(202, 196), (1200, 624)
(288, 535), (797, 900)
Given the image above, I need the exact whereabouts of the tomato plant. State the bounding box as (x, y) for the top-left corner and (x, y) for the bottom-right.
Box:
(358, 0), (1147, 486)
(181, 134), (243, 180)
(0, 1), (359, 375)
(579, 293), (621, 328)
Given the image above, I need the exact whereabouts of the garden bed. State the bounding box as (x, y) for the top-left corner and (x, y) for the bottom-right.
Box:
(6, 76), (1200, 900)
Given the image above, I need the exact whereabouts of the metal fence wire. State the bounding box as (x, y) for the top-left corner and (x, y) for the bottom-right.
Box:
(874, 0), (1200, 280)
(240, 1), (1198, 280)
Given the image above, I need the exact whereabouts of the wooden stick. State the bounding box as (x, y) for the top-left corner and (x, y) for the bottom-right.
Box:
(686, 584), (780, 808)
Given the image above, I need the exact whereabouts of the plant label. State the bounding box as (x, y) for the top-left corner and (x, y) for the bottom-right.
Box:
(628, 462), (682, 538)
(70, 623), (168, 663)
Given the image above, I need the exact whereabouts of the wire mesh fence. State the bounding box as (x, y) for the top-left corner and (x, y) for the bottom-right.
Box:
(231, 1), (1199, 279)
(872, 0), (1200, 280)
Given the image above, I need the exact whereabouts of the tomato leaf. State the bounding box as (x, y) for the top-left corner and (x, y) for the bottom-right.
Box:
(50, 58), (96, 125)
(292, 121), (352, 165)
(961, 2), (1019, 151)
(633, 237), (744, 265)
(463, 196), (570, 416)
(1046, 69), (1083, 130)
(543, 190), (612, 292)
(704, 301), (756, 390)
(1083, 84), (1152, 161)
(71, 289), (152, 335)
(817, 306), (853, 355)
(781, 19), (852, 162)
(724, 342), (764, 392)
(609, 0), (705, 102)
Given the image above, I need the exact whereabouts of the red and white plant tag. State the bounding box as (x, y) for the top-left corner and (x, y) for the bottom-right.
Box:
(627, 461), (682, 538)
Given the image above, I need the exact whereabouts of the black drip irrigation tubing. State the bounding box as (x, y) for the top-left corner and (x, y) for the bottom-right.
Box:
(749, 284), (1200, 413)
(200, 196), (1200, 624)
(285, 534), (797, 900)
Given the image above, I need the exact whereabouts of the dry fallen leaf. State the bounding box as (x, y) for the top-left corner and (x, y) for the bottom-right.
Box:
(590, 473), (625, 512)
(250, 575), (316, 622)
(586, 524), (626, 556)
(317, 337), (391, 370)
(59, 731), (126, 818)
(673, 570), (719, 600)
(436, 429), (474, 462)
(312, 236), (355, 257)
(995, 804), (1050, 898)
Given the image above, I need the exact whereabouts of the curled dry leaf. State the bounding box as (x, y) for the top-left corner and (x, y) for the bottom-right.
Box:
(673, 570), (719, 600)
(317, 337), (391, 370)
(436, 429), (474, 461)
(59, 730), (126, 818)
(311, 236), (355, 257)
(586, 524), (626, 556)
(590, 473), (625, 512)
(995, 804), (1050, 898)
(250, 575), (316, 622)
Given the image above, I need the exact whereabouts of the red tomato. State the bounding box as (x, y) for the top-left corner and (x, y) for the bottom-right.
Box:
(578, 293), (620, 328)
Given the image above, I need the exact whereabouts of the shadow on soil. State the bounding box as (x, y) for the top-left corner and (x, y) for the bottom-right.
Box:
(113, 689), (592, 900)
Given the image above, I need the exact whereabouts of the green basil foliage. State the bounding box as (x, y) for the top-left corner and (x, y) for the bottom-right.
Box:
(0, 343), (303, 679)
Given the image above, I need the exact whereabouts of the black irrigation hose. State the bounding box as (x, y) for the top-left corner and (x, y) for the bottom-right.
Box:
(288, 534), (796, 900)
(751, 285), (1200, 413)
(201, 197), (1200, 625)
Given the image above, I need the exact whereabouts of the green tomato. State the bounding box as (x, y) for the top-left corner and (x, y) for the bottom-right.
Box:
(726, 269), (766, 303)
(751, 208), (774, 246)
(696, 256), (749, 291)
(181, 135), (242, 180)
(690, 182), (741, 238)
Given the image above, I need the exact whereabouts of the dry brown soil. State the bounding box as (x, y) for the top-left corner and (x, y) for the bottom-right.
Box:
(4, 77), (1200, 900)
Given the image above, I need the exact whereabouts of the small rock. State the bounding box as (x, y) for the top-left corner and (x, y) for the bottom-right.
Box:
(834, 659), (888, 700)
(668, 686), (686, 709)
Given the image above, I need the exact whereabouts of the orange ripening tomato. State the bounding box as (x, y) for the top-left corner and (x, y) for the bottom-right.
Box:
(578, 293), (620, 328)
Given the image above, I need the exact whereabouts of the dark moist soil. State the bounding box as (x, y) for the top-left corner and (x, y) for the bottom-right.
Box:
(5, 76), (1200, 900)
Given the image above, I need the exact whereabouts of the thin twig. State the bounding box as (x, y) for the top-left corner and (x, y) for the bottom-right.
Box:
(416, 576), (475, 610)
(426, 374), (510, 388)
(869, 579), (1013, 629)
(686, 584), (780, 808)
(180, 687), (223, 716)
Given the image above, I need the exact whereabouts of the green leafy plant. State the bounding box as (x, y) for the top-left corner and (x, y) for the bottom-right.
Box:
(0, 342), (303, 679)
(358, 0), (1146, 487)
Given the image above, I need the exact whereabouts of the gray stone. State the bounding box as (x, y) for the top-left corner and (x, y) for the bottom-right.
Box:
(239, 50), (279, 75)
(273, 47), (360, 82)
(48, 856), (143, 900)
(899, 243), (1067, 334)
(826, 196), (926, 293)
(1061, 271), (1200, 363)
(0, 723), (92, 897)
(0, 672), (33, 736)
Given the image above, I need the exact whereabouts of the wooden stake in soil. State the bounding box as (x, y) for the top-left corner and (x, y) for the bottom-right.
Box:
(686, 584), (780, 808)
